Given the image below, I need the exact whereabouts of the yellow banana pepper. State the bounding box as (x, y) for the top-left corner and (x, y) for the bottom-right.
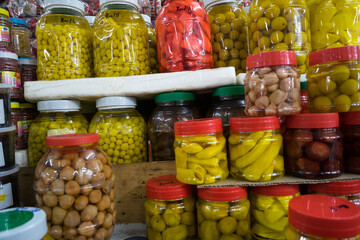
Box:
(181, 142), (203, 154)
(230, 131), (265, 160)
(176, 168), (205, 185)
(175, 147), (188, 169)
(188, 156), (220, 168)
(196, 136), (226, 159)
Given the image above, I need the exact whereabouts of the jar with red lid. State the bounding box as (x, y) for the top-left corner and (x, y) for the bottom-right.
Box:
(250, 184), (300, 240)
(300, 81), (309, 113)
(197, 186), (251, 240)
(0, 51), (22, 101)
(245, 51), (301, 117)
(285, 195), (360, 240)
(145, 175), (196, 240)
(174, 118), (228, 185)
(229, 117), (284, 182)
(0, 9), (13, 52)
(284, 113), (343, 179)
(19, 58), (37, 83)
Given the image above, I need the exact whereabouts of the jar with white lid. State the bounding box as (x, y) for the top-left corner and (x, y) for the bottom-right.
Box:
(0, 51), (22, 101)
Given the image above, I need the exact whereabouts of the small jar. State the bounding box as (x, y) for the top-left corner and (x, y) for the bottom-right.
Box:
(197, 187), (251, 240)
(0, 164), (19, 210)
(145, 175), (196, 240)
(300, 81), (309, 113)
(88, 97), (147, 165)
(11, 101), (24, 149)
(0, 84), (12, 128)
(0, 125), (16, 169)
(0, 51), (22, 101)
(142, 14), (158, 73)
(10, 18), (31, 58)
(284, 113), (343, 179)
(19, 58), (37, 83)
(245, 51), (301, 117)
(250, 184), (300, 240)
(33, 133), (115, 240)
(0, 9), (13, 52)
(148, 92), (199, 162)
(229, 116), (284, 182)
(285, 195), (360, 240)
(19, 102), (38, 149)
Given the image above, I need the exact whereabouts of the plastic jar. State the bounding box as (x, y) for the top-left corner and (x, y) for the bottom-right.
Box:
(36, 0), (93, 80)
(33, 133), (115, 240)
(89, 96), (147, 165)
(156, 0), (213, 72)
(284, 113), (343, 179)
(229, 116), (284, 181)
(0, 164), (19, 210)
(0, 84), (12, 128)
(248, 0), (311, 74)
(204, 0), (248, 74)
(142, 14), (158, 74)
(300, 81), (309, 113)
(285, 195), (360, 240)
(10, 18), (31, 58)
(0, 51), (22, 101)
(93, 0), (150, 77)
(0, 9), (13, 52)
(11, 101), (24, 149)
(28, 100), (89, 167)
(148, 92), (199, 162)
(19, 58), (37, 83)
(250, 184), (300, 240)
(0, 125), (15, 170)
(197, 187), (251, 240)
(308, 46), (360, 113)
(145, 175), (196, 240)
(174, 118), (228, 185)
(245, 51), (301, 117)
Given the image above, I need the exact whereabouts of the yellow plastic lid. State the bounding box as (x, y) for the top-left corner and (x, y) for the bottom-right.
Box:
(11, 102), (20, 108)
(0, 8), (9, 18)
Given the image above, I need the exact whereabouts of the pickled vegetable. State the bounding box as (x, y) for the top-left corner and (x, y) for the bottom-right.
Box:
(142, 14), (159, 73)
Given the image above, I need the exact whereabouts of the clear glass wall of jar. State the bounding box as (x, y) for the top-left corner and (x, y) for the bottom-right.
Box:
(19, 102), (38, 149)
(19, 58), (37, 83)
(0, 51), (22, 101)
(142, 14), (158, 74)
(10, 18), (31, 58)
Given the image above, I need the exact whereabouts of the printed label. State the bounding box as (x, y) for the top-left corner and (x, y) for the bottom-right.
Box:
(17, 120), (33, 137)
(47, 128), (73, 137)
(0, 142), (4, 167)
(0, 99), (4, 124)
(1, 71), (21, 87)
(0, 26), (10, 42)
(0, 183), (13, 209)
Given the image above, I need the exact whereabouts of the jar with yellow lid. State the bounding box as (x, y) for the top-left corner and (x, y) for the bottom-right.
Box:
(0, 8), (13, 52)
(11, 18), (31, 58)
(142, 14), (158, 74)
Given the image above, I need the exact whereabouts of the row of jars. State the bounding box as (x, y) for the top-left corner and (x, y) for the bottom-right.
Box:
(145, 175), (360, 240)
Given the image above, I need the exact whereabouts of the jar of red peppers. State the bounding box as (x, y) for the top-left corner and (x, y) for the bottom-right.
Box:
(0, 51), (22, 101)
(284, 113), (343, 179)
(156, 0), (213, 72)
(19, 58), (37, 83)
(0, 9), (13, 52)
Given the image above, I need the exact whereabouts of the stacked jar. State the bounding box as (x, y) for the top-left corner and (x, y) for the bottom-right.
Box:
(142, 14), (158, 74)
(0, 51), (22, 101)
(10, 18), (31, 58)
(0, 9), (13, 52)
(19, 58), (37, 83)
(300, 81), (309, 113)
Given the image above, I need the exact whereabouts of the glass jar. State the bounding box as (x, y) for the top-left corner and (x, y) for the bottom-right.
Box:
(89, 96), (147, 165)
(33, 133), (115, 240)
(245, 51), (301, 117)
(156, 0), (213, 72)
(0, 125), (15, 170)
(0, 84), (12, 128)
(145, 175), (196, 240)
(19, 102), (37, 150)
(0, 51), (22, 101)
(285, 195), (360, 240)
(142, 14), (158, 74)
(284, 113), (343, 179)
(10, 18), (31, 58)
(36, 0), (93, 80)
(300, 81), (309, 113)
(148, 92), (199, 162)
(250, 184), (300, 240)
(28, 100), (89, 167)
(11, 101), (24, 149)
(197, 187), (251, 240)
(93, 0), (150, 77)
(19, 58), (37, 83)
(308, 46), (360, 113)
(0, 9), (13, 52)
(229, 116), (284, 182)
(174, 118), (228, 185)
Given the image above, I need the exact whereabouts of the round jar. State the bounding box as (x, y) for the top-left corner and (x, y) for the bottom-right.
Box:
(245, 51), (301, 116)
(88, 96), (147, 165)
(0, 51), (22, 101)
(0, 84), (12, 128)
(197, 186), (251, 240)
(19, 58), (37, 83)
(0, 164), (19, 210)
(11, 101), (24, 149)
(285, 195), (360, 240)
(308, 46), (360, 113)
(0, 125), (15, 170)
(229, 116), (284, 181)
(284, 113), (343, 179)
(148, 92), (199, 162)
(300, 81), (309, 113)
(145, 175), (196, 240)
(36, 0), (93, 80)
(33, 133), (115, 240)
(28, 100), (89, 167)
(18, 103), (37, 150)
(250, 184), (300, 240)
(10, 18), (31, 58)
(142, 14), (158, 74)
(0, 9), (13, 52)
(93, 0), (150, 77)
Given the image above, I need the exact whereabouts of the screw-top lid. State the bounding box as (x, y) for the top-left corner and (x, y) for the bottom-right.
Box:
(37, 100), (80, 112)
(18, 58), (37, 66)
(286, 113), (339, 129)
(100, 0), (140, 10)
(0, 8), (9, 17)
(230, 116), (280, 132)
(10, 18), (27, 27)
(247, 51), (297, 69)
(339, 111), (360, 125)
(0, 51), (18, 61)
(174, 118), (222, 135)
(213, 86), (244, 97)
(0, 164), (19, 178)
(155, 92), (195, 103)
(300, 81), (307, 90)
(20, 103), (36, 109)
(251, 184), (299, 197)
(289, 195), (360, 238)
(309, 46), (360, 66)
(198, 187), (248, 201)
(46, 133), (99, 146)
(141, 14), (151, 26)
(44, 0), (85, 13)
(85, 16), (96, 26)
(96, 96), (136, 109)
(146, 175), (193, 200)
(11, 102), (19, 109)
(202, 0), (237, 9)
(308, 180), (360, 196)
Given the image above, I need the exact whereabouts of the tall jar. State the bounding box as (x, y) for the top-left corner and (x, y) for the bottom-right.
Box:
(145, 175), (196, 240)
(204, 0), (248, 74)
(197, 187), (251, 240)
(142, 14), (158, 73)
(156, 0), (213, 72)
(19, 102), (37, 149)
(174, 118), (228, 185)
(33, 133), (115, 240)
(93, 0), (150, 77)
(148, 92), (199, 162)
(0, 51), (22, 101)
(28, 100), (89, 167)
(0, 9), (13, 52)
(284, 113), (343, 179)
(19, 58), (37, 83)
(36, 0), (93, 80)
(88, 96), (147, 165)
(248, 0), (311, 74)
(10, 18), (31, 58)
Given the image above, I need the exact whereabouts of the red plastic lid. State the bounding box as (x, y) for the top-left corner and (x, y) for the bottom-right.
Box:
(340, 111), (360, 125)
(289, 195), (360, 238)
(174, 118), (222, 135)
(246, 51), (297, 69)
(230, 117), (280, 132)
(286, 113), (339, 129)
(146, 175), (193, 200)
(308, 180), (360, 196)
(309, 46), (360, 66)
(46, 133), (99, 146)
(198, 187), (248, 202)
(251, 184), (299, 197)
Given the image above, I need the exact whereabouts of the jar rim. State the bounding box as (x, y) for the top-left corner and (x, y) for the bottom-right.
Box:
(44, 0), (85, 14)
(46, 133), (99, 146)
(286, 113), (339, 129)
(174, 118), (222, 135)
(146, 175), (193, 200)
(247, 51), (297, 69)
(100, 0), (140, 11)
(230, 116), (280, 132)
(198, 186), (247, 201)
(204, 0), (238, 9)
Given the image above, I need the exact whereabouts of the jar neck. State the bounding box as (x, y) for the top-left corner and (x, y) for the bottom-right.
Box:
(45, 6), (85, 17)
(101, 2), (138, 12)
(39, 110), (80, 113)
(205, 0), (238, 9)
(157, 100), (193, 107)
(98, 107), (136, 111)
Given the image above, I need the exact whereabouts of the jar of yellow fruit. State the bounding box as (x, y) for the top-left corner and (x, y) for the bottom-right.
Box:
(142, 14), (158, 74)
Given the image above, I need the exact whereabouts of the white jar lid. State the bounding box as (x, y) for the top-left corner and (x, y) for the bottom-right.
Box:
(18, 58), (37, 66)
(141, 14), (151, 26)
(100, 0), (140, 10)
(0, 164), (19, 178)
(44, 0), (85, 13)
(37, 100), (81, 111)
(96, 96), (136, 109)
(0, 51), (18, 61)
